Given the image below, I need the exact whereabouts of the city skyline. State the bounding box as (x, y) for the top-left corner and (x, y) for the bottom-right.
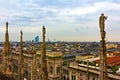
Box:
(0, 0), (120, 42)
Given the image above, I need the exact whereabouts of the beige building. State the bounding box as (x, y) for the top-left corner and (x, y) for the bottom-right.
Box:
(69, 62), (120, 80)
(47, 51), (63, 80)
(9, 50), (63, 80)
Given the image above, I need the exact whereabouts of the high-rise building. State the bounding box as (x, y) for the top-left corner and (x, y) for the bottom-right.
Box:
(35, 36), (39, 43)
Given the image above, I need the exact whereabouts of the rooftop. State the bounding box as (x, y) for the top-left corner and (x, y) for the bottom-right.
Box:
(95, 55), (120, 66)
(69, 62), (120, 79)
(46, 51), (63, 58)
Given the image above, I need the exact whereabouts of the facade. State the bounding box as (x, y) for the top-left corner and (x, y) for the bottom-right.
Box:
(63, 66), (69, 80)
(47, 51), (63, 80)
(11, 50), (36, 80)
(1, 48), (120, 80)
(8, 50), (63, 80)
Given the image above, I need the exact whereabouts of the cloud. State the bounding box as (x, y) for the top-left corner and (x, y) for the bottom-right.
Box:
(59, 1), (120, 16)
(0, 27), (5, 33)
(1, 0), (120, 25)
(0, 0), (120, 41)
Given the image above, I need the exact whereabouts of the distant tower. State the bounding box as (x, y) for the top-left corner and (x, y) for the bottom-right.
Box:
(41, 26), (48, 80)
(3, 22), (12, 75)
(18, 30), (24, 80)
(99, 13), (108, 80)
(35, 36), (39, 43)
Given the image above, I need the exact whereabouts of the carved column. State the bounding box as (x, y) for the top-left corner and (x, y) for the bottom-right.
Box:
(86, 60), (89, 80)
(41, 26), (48, 80)
(18, 30), (24, 80)
(32, 50), (37, 80)
(99, 13), (108, 80)
(3, 22), (12, 75)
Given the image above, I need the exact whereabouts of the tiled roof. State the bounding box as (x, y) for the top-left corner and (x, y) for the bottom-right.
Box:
(107, 55), (120, 66)
(95, 55), (120, 66)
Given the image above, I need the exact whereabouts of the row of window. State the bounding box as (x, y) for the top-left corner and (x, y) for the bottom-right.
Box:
(71, 75), (76, 80)
(50, 66), (61, 75)
(63, 69), (69, 75)
(70, 72), (96, 80)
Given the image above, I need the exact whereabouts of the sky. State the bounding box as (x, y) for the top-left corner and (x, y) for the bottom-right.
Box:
(0, 0), (120, 42)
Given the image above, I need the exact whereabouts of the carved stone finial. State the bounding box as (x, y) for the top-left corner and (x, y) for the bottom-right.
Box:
(6, 22), (8, 32)
(19, 30), (24, 80)
(3, 21), (12, 75)
(6, 22), (8, 27)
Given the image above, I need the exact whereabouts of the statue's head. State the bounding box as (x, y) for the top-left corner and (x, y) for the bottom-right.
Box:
(101, 13), (104, 16)
(6, 22), (8, 25)
(6, 22), (8, 28)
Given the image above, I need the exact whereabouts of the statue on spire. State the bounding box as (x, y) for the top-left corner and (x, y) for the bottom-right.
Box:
(6, 22), (8, 31)
(43, 26), (46, 35)
(99, 13), (108, 80)
(21, 30), (23, 37)
(99, 13), (107, 40)
(99, 13), (107, 32)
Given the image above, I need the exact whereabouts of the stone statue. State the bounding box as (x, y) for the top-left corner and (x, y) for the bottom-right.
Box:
(99, 13), (107, 39)
(20, 30), (23, 36)
(99, 13), (107, 31)
(43, 26), (46, 35)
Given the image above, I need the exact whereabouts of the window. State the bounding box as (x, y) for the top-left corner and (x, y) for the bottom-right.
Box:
(71, 75), (76, 80)
(65, 70), (67, 74)
(67, 70), (69, 75)
(50, 66), (53, 74)
(80, 73), (82, 76)
(67, 77), (69, 80)
(63, 69), (65, 74)
(73, 75), (76, 80)
(56, 67), (60, 75)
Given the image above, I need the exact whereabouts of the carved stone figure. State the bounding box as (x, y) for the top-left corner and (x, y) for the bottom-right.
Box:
(99, 13), (107, 31)
(43, 26), (46, 35)
(99, 13), (107, 39)
(21, 30), (23, 36)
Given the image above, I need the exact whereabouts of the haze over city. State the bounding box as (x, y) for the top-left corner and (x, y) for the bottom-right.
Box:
(0, 0), (120, 42)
